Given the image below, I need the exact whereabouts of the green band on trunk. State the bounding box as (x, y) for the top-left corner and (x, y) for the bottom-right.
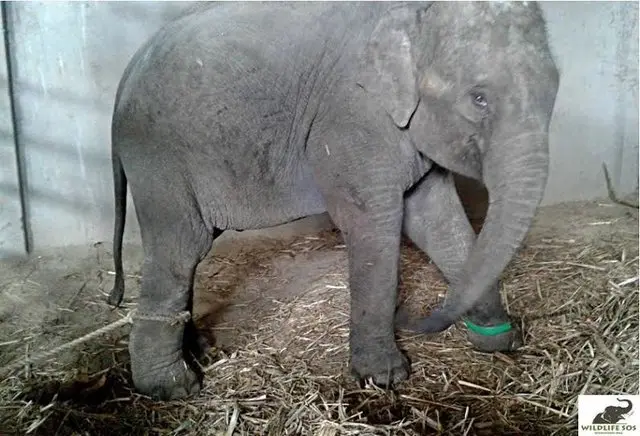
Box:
(464, 320), (513, 336)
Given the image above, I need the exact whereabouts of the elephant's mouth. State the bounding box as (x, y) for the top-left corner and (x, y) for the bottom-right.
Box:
(454, 134), (483, 180)
(466, 133), (484, 159)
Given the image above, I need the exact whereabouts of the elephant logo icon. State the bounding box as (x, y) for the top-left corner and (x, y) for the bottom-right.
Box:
(592, 398), (633, 424)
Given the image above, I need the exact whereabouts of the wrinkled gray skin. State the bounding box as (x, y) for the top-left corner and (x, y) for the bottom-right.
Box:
(592, 399), (633, 424)
(108, 1), (559, 399)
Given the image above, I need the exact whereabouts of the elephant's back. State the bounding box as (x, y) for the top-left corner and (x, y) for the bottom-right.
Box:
(111, 1), (383, 157)
(113, 2), (382, 115)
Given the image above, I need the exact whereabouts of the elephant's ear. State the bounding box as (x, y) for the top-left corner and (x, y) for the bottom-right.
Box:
(358, 7), (419, 128)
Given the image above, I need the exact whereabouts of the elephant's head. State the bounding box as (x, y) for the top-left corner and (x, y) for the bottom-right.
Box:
(602, 399), (633, 423)
(359, 2), (560, 330)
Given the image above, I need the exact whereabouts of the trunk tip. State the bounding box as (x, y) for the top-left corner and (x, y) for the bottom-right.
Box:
(395, 307), (455, 334)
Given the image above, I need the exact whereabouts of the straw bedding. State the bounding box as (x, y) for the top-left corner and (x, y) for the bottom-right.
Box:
(0, 203), (637, 435)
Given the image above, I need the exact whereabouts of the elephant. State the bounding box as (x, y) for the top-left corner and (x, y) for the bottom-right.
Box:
(593, 399), (633, 424)
(107, 1), (560, 400)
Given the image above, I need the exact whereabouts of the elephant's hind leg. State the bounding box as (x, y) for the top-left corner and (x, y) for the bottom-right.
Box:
(401, 168), (522, 352)
(128, 182), (219, 400)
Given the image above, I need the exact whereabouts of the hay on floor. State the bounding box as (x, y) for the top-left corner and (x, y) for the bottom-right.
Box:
(0, 209), (637, 436)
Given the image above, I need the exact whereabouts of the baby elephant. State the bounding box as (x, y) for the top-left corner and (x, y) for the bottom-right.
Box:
(108, 1), (559, 400)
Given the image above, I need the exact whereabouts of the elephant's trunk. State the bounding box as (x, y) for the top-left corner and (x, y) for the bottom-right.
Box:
(410, 126), (550, 332)
(617, 399), (633, 413)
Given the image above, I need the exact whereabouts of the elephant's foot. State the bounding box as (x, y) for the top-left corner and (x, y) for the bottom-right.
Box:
(131, 352), (201, 400)
(464, 318), (523, 352)
(350, 339), (410, 388)
(129, 319), (203, 400)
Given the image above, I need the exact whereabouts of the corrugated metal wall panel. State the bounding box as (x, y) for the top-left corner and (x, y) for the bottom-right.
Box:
(0, 4), (26, 258)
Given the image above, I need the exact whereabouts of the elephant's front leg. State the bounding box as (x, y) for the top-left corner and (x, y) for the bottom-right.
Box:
(305, 116), (417, 387)
(345, 213), (410, 387)
(402, 168), (522, 352)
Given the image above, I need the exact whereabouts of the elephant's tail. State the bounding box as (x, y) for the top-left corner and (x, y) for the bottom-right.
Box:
(106, 151), (127, 307)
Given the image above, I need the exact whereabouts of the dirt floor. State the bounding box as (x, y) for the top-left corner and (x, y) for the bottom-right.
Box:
(0, 200), (637, 435)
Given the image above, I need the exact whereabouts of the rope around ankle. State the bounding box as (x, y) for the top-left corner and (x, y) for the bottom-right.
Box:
(0, 309), (191, 378)
(134, 310), (191, 325)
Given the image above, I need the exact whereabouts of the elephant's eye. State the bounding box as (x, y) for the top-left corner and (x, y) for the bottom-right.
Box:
(471, 92), (488, 109)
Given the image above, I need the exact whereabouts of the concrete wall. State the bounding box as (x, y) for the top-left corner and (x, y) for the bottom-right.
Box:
(0, 1), (637, 257)
(2, 1), (193, 257)
(541, 1), (638, 205)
